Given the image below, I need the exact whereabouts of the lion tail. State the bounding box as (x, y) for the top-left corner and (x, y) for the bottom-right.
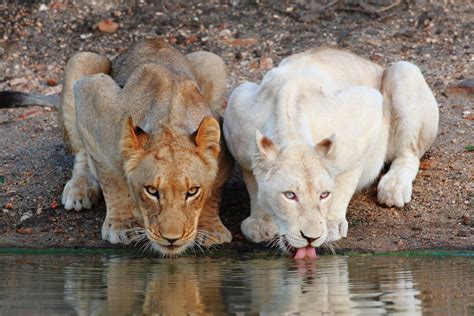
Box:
(0, 91), (59, 108)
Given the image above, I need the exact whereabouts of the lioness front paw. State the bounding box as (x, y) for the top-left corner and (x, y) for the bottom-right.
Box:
(62, 174), (101, 211)
(197, 219), (232, 247)
(326, 218), (348, 242)
(241, 216), (278, 243)
(377, 172), (412, 208)
(101, 217), (142, 245)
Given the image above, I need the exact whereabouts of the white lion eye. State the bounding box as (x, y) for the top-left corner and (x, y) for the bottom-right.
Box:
(145, 186), (159, 199)
(186, 186), (200, 199)
(283, 191), (297, 200)
(320, 191), (330, 199)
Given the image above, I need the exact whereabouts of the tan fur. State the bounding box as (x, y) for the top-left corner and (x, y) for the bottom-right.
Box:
(59, 39), (232, 256)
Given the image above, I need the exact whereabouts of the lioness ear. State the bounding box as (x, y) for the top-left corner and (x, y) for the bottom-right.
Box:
(315, 134), (335, 158)
(256, 130), (278, 161)
(122, 117), (149, 158)
(195, 116), (221, 158)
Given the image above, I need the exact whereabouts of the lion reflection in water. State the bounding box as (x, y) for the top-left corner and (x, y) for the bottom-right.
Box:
(63, 256), (433, 315)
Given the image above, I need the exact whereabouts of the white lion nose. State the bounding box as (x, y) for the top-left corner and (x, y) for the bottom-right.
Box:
(300, 230), (321, 243)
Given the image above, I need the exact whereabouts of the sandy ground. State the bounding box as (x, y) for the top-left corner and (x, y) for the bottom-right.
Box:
(0, 0), (472, 254)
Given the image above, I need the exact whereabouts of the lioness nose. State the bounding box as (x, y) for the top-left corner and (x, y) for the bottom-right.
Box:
(300, 231), (319, 243)
(163, 236), (180, 244)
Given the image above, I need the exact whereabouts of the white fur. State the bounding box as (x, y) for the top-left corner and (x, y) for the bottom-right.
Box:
(223, 48), (438, 248)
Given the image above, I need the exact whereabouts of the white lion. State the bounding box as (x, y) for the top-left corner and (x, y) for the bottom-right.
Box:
(223, 48), (438, 258)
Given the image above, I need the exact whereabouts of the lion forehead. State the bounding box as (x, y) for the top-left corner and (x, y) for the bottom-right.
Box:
(152, 145), (217, 185)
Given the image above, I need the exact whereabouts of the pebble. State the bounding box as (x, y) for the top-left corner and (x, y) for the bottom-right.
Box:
(20, 211), (33, 222)
(80, 33), (93, 40)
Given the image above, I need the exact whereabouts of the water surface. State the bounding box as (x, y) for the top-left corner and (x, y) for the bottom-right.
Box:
(0, 251), (472, 315)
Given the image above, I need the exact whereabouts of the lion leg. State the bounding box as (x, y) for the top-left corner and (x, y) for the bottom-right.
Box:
(326, 168), (363, 242)
(61, 151), (101, 211)
(197, 151), (232, 246)
(198, 189), (232, 247)
(59, 52), (111, 211)
(241, 169), (278, 243)
(99, 173), (144, 245)
(377, 62), (438, 207)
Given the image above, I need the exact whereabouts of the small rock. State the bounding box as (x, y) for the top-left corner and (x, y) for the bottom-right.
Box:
(16, 227), (33, 235)
(5, 202), (13, 209)
(370, 53), (384, 63)
(80, 33), (93, 40)
(96, 19), (119, 33)
(39, 4), (48, 11)
(456, 230), (468, 237)
(175, 34), (186, 45)
(259, 57), (274, 70)
(223, 38), (257, 48)
(461, 215), (470, 226)
(2, 209), (10, 215)
(9, 77), (29, 86)
(20, 211), (33, 223)
(50, 200), (58, 209)
(363, 37), (382, 47)
(46, 78), (57, 86)
(218, 29), (232, 39)
(445, 79), (474, 98)
(185, 35), (198, 45)
(420, 159), (435, 170)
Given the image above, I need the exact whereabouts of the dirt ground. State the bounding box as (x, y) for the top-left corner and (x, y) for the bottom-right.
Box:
(0, 0), (472, 254)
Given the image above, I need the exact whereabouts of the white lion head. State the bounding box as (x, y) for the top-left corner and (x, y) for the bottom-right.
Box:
(252, 130), (336, 254)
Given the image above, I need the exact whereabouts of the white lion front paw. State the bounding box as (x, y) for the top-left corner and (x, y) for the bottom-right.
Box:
(61, 174), (101, 211)
(241, 216), (278, 243)
(326, 218), (348, 242)
(101, 217), (141, 245)
(377, 172), (412, 208)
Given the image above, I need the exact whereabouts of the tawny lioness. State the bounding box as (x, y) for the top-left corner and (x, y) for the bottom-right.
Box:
(1, 39), (233, 256)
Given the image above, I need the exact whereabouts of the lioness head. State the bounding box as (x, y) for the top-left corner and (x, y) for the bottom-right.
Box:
(121, 114), (221, 256)
(253, 131), (336, 257)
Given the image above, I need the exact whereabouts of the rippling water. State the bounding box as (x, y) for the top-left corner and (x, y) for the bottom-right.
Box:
(0, 252), (472, 315)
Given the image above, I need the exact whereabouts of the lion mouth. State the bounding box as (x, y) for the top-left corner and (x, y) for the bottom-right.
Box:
(291, 246), (317, 259)
(142, 232), (193, 257)
(151, 242), (191, 257)
(282, 238), (318, 260)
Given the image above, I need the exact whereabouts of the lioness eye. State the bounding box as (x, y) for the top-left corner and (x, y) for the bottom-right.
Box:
(186, 186), (200, 198)
(320, 191), (330, 199)
(283, 191), (297, 200)
(145, 186), (159, 199)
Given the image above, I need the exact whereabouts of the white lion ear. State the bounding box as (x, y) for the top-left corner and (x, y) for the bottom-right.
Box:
(256, 130), (278, 161)
(315, 134), (335, 158)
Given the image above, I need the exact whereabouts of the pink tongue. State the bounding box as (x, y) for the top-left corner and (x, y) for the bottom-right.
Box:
(306, 247), (317, 259)
(293, 247), (317, 259)
(293, 247), (307, 259)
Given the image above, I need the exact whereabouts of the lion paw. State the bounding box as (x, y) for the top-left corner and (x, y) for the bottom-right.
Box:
(198, 219), (232, 247)
(241, 216), (278, 243)
(62, 174), (101, 211)
(326, 218), (348, 242)
(377, 172), (412, 208)
(101, 217), (142, 245)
